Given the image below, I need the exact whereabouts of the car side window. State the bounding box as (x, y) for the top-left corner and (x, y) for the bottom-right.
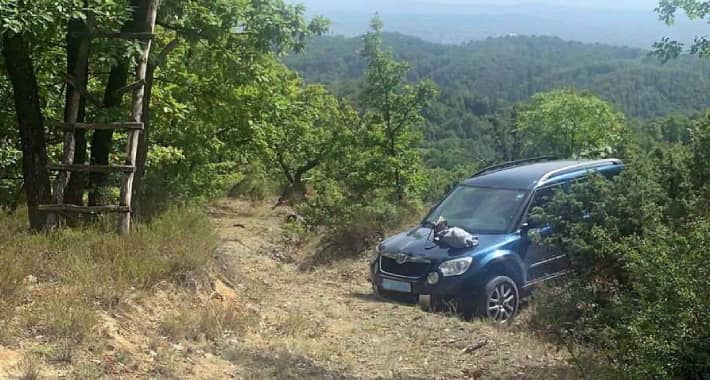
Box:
(529, 185), (560, 210)
(524, 185), (562, 227)
(561, 177), (587, 193)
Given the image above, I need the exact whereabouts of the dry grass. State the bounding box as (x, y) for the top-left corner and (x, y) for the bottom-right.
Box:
(19, 291), (97, 344)
(0, 299), (15, 345)
(13, 354), (42, 380)
(150, 347), (180, 379)
(160, 300), (254, 342)
(273, 310), (324, 339)
(0, 207), (214, 306)
(69, 361), (105, 380)
(0, 206), (216, 375)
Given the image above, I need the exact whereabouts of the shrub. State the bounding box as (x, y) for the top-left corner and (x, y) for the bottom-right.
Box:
(297, 179), (423, 266)
(69, 361), (105, 380)
(531, 147), (710, 378)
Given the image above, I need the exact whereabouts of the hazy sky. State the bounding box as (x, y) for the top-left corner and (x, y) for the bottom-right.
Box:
(293, 0), (703, 47)
(410, 0), (657, 9)
(297, 0), (663, 12)
(379, 0), (656, 9)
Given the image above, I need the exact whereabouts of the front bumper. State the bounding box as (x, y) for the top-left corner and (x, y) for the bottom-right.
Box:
(369, 257), (474, 298)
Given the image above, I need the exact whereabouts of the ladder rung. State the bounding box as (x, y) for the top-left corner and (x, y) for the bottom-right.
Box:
(72, 32), (155, 40)
(63, 74), (102, 107)
(38, 204), (129, 213)
(48, 164), (135, 173)
(57, 122), (144, 131)
(113, 80), (146, 96)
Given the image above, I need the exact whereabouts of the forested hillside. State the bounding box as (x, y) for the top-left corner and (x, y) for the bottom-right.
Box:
(286, 34), (710, 119)
(1, 0), (708, 378)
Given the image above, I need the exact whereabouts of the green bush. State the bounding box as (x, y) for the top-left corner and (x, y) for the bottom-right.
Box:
(297, 177), (423, 265)
(531, 144), (710, 379)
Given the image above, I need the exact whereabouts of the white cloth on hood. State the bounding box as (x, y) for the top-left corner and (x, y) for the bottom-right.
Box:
(435, 226), (479, 249)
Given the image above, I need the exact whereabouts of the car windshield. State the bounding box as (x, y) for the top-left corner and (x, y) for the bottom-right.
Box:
(424, 185), (528, 234)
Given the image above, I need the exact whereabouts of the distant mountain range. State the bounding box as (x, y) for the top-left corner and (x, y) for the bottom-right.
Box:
(285, 32), (710, 168)
(285, 33), (710, 119)
(295, 0), (707, 48)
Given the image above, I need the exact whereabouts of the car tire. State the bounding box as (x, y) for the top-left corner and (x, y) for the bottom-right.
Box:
(476, 275), (519, 324)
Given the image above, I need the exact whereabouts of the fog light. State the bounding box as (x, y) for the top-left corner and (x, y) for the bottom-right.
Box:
(427, 271), (440, 285)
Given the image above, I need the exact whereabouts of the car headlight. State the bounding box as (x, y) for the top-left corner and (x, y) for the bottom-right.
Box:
(438, 257), (473, 277)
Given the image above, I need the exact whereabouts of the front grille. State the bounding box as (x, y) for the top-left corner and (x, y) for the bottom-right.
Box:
(380, 256), (430, 278)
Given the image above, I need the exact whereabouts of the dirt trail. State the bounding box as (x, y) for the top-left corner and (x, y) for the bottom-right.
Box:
(208, 199), (574, 379)
(0, 198), (573, 379)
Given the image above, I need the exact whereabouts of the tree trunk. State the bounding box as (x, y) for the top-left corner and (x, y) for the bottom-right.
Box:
(64, 18), (90, 208)
(132, 37), (179, 216)
(88, 0), (143, 206)
(131, 63), (154, 216)
(2, 33), (52, 231)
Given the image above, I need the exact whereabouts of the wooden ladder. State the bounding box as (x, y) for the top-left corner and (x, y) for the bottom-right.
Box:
(38, 0), (159, 234)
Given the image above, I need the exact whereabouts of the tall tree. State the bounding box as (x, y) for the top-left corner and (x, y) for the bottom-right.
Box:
(358, 15), (436, 202)
(63, 15), (91, 208)
(129, 0), (327, 211)
(516, 89), (625, 158)
(1, 0), (134, 228)
(1, 32), (51, 231)
(255, 75), (357, 200)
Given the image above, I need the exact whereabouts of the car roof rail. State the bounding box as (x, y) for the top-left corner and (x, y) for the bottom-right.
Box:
(472, 156), (559, 178)
(537, 159), (623, 185)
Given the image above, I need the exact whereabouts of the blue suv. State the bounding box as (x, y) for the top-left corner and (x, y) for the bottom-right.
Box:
(370, 158), (624, 323)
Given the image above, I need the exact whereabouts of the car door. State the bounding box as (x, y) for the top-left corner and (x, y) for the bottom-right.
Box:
(521, 185), (569, 285)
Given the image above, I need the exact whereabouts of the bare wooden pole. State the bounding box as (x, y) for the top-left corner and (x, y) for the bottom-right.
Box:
(48, 17), (92, 228)
(119, 0), (159, 234)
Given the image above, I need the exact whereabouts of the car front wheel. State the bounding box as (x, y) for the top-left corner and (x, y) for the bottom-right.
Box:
(478, 276), (519, 323)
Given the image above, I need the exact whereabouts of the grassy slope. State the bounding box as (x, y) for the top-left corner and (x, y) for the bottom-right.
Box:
(1, 199), (596, 378)
(0, 208), (230, 378)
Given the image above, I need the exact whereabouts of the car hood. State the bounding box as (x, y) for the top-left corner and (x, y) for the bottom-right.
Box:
(378, 226), (513, 262)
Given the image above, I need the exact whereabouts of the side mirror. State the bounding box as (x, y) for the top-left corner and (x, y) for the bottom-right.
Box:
(521, 222), (543, 242)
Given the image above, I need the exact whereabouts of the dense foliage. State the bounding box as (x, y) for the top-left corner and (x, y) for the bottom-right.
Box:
(0, 0), (329, 218)
(516, 89), (625, 158)
(525, 4), (709, 376)
(285, 33), (710, 170)
(286, 33), (710, 119)
(1, 0), (709, 377)
(533, 124), (710, 377)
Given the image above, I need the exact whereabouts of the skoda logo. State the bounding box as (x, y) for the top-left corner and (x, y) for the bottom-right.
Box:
(395, 253), (409, 264)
